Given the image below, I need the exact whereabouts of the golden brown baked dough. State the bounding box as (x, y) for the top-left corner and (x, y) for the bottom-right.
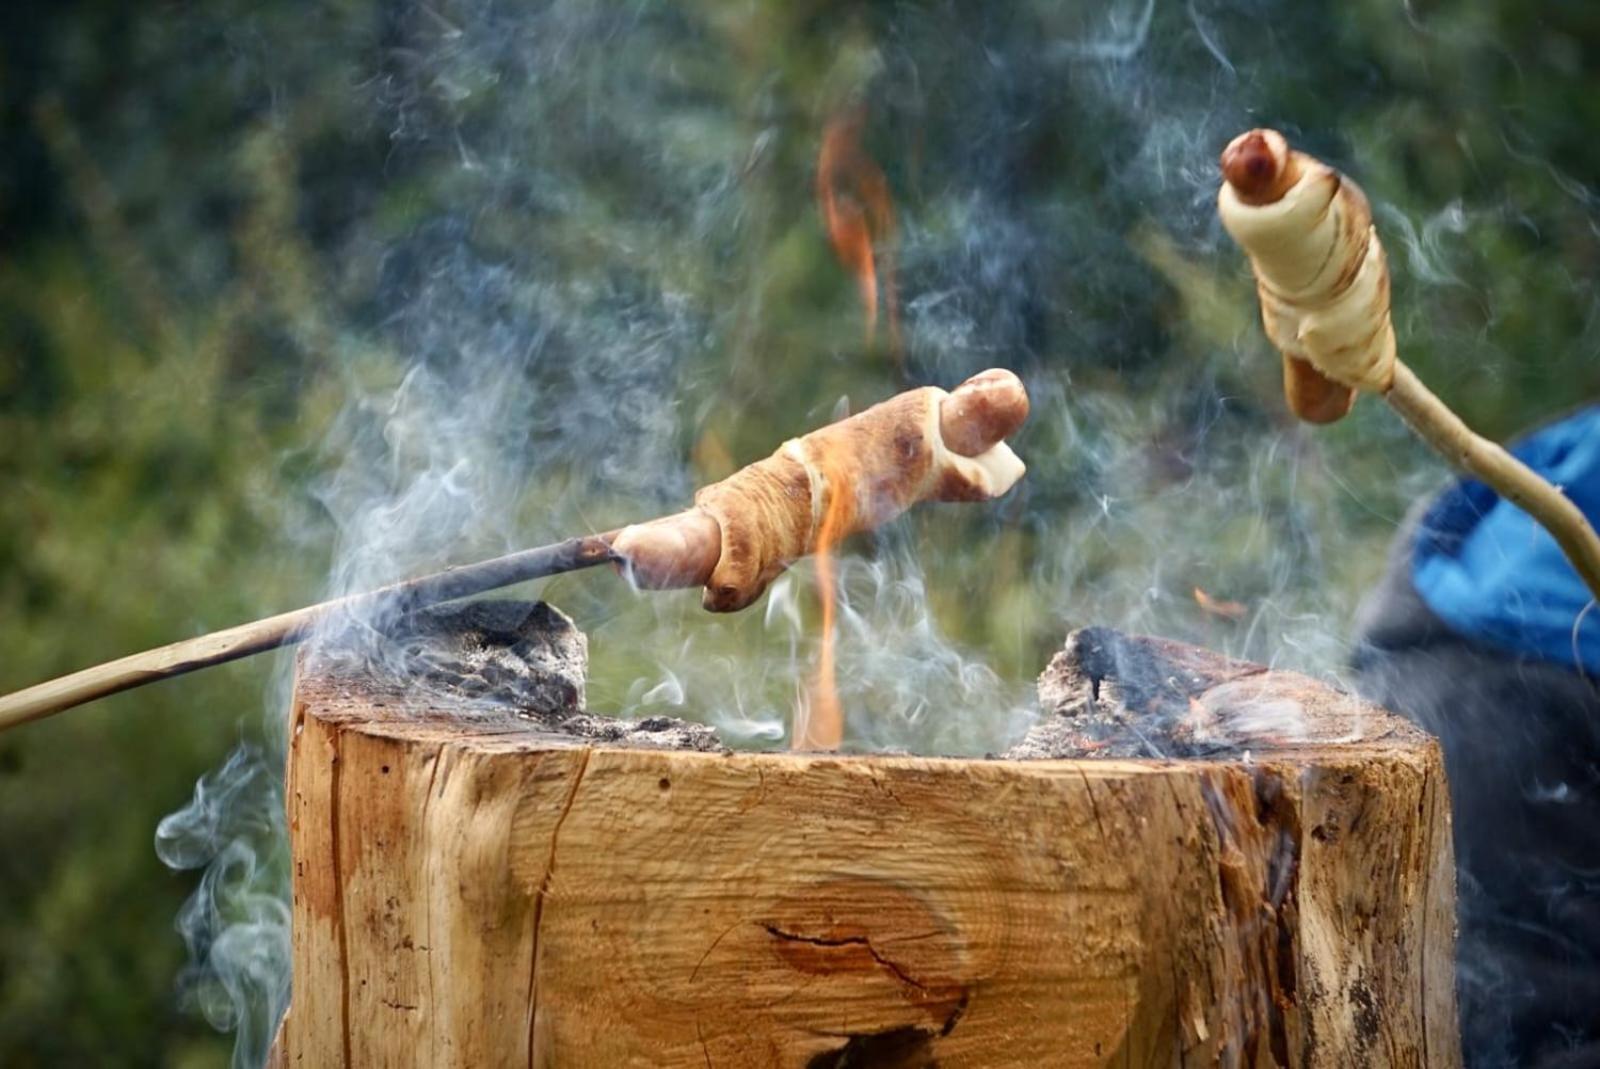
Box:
(610, 374), (1027, 612)
(939, 367), (1031, 455)
(698, 386), (1024, 611)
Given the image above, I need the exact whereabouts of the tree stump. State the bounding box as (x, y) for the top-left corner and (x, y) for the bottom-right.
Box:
(270, 603), (1459, 1068)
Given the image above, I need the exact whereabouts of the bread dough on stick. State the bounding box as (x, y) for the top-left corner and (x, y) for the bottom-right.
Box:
(611, 370), (1028, 612)
(1218, 129), (1397, 417)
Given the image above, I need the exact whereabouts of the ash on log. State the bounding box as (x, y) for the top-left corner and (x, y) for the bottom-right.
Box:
(270, 604), (1458, 1068)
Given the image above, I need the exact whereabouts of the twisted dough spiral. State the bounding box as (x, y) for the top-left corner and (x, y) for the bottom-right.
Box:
(610, 371), (1028, 612)
(1218, 129), (1397, 396)
(695, 385), (1024, 611)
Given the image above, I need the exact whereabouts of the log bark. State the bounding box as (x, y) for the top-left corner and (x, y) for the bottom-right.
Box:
(270, 605), (1458, 1068)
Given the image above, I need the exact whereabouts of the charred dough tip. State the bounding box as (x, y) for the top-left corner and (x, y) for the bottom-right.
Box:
(1221, 130), (1281, 200)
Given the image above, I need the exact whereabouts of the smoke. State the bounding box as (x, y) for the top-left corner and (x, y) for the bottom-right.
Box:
(137, 0), (1600, 1064)
(154, 741), (290, 1069)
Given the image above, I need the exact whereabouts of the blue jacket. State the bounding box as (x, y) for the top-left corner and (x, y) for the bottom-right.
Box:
(1354, 406), (1600, 1069)
(1412, 405), (1600, 675)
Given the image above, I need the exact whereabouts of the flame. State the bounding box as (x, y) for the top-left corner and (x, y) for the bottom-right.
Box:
(816, 105), (900, 363)
(1193, 586), (1248, 620)
(794, 446), (852, 751)
(794, 105), (903, 751)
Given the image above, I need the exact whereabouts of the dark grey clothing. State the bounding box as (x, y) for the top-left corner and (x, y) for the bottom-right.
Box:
(1352, 509), (1600, 1068)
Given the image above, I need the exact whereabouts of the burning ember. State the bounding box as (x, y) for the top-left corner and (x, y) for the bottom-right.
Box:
(312, 600), (722, 751)
(1008, 627), (1329, 759)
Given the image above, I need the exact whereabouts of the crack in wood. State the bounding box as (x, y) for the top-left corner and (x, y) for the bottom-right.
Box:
(330, 729), (353, 1069)
(865, 767), (905, 808)
(695, 1017), (713, 1068)
(690, 918), (745, 984)
(526, 748), (592, 1069)
(1419, 770), (1437, 1069)
(420, 747), (443, 1068)
(758, 923), (930, 994)
(1199, 767), (1302, 1067)
(1076, 768), (1108, 842)
(1172, 958), (1186, 1069)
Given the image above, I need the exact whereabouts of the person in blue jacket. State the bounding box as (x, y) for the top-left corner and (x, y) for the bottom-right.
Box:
(1352, 405), (1600, 1069)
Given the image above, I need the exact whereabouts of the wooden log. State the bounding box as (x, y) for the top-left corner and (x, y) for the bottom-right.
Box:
(270, 604), (1459, 1068)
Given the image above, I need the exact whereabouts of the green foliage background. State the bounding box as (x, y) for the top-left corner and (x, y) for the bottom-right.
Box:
(2, 1), (1598, 1064)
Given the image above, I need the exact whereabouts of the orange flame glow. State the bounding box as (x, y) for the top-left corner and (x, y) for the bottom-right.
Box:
(795, 448), (852, 751)
(816, 105), (900, 363)
(1193, 586), (1248, 620)
(794, 106), (905, 751)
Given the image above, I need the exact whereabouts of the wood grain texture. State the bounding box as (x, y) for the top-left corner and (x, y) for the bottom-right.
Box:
(272, 635), (1459, 1068)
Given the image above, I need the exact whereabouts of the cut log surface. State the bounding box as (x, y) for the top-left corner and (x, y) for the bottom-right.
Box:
(270, 603), (1459, 1068)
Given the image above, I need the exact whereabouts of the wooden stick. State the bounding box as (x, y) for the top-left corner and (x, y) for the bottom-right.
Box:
(0, 533), (617, 733)
(1, 372), (1033, 736)
(1384, 363), (1600, 599)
